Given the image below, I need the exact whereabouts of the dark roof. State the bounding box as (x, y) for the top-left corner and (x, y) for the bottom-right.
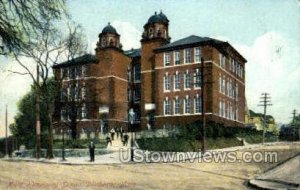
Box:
(101, 22), (118, 35)
(53, 54), (98, 68)
(147, 11), (169, 25)
(124, 48), (141, 58)
(154, 35), (247, 62)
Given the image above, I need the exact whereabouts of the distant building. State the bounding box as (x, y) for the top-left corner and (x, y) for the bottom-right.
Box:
(53, 11), (247, 136)
(245, 109), (278, 134)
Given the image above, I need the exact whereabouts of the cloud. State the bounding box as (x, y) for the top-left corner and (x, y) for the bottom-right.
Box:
(111, 21), (141, 50)
(232, 32), (300, 123)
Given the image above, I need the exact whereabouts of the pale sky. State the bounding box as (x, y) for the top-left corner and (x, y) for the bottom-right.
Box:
(0, 0), (299, 137)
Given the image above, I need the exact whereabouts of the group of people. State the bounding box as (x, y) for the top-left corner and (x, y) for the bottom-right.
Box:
(88, 126), (130, 162)
(106, 127), (129, 146)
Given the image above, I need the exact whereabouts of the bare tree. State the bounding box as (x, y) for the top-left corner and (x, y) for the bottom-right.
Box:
(12, 20), (87, 159)
(0, 0), (66, 54)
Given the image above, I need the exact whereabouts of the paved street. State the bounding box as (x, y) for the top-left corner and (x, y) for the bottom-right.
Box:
(0, 142), (299, 190)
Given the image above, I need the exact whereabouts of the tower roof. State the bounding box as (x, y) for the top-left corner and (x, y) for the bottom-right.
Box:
(147, 11), (169, 24)
(101, 22), (118, 35)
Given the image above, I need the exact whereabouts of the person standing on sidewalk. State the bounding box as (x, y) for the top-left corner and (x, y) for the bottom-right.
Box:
(89, 141), (95, 162)
(110, 128), (116, 141)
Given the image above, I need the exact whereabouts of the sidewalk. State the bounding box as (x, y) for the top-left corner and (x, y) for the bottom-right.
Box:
(2, 134), (133, 165)
(2, 141), (299, 165)
(249, 153), (300, 189)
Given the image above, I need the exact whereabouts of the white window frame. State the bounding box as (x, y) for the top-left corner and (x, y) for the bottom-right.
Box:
(222, 77), (226, 94)
(81, 104), (87, 119)
(82, 65), (88, 77)
(164, 97), (171, 115)
(174, 51), (180, 65)
(174, 71), (180, 91)
(194, 94), (201, 113)
(174, 96), (180, 115)
(219, 74), (222, 93)
(184, 70), (191, 90)
(184, 48), (192, 64)
(164, 52), (171, 66)
(194, 47), (201, 63)
(194, 68), (201, 89)
(184, 95), (191, 114)
(164, 73), (171, 92)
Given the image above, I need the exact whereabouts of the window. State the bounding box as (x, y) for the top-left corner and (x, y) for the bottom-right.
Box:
(235, 84), (238, 100)
(219, 99), (226, 117)
(81, 104), (87, 119)
(127, 89), (132, 102)
(75, 66), (81, 78)
(134, 64), (141, 81)
(164, 73), (171, 91)
(184, 48), (192, 63)
(67, 87), (70, 100)
(229, 79), (233, 98)
(219, 99), (222, 116)
(184, 71), (191, 89)
(219, 53), (225, 68)
(60, 68), (64, 79)
(174, 51), (180, 65)
(232, 60), (236, 73)
(82, 86), (87, 100)
(60, 88), (66, 102)
(61, 108), (67, 121)
(164, 98), (171, 115)
(222, 77), (226, 94)
(184, 96), (191, 114)
(134, 108), (141, 122)
(69, 67), (76, 79)
(194, 47), (201, 63)
(174, 97), (180, 114)
(164, 52), (171, 66)
(134, 87), (141, 102)
(194, 69), (201, 88)
(227, 101), (230, 118)
(223, 101), (226, 117)
(75, 82), (79, 100)
(174, 71), (180, 90)
(226, 81), (230, 96)
(82, 65), (88, 77)
(239, 65), (243, 78)
(194, 95), (201, 113)
(219, 74), (222, 93)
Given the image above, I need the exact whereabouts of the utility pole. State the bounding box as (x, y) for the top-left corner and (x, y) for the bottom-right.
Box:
(193, 58), (213, 153)
(36, 64), (41, 159)
(258, 93), (272, 144)
(200, 58), (206, 153)
(290, 109), (298, 140)
(5, 104), (8, 157)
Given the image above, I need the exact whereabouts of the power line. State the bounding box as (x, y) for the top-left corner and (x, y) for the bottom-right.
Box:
(258, 93), (272, 144)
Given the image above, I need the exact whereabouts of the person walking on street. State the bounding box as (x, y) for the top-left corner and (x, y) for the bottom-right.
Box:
(89, 141), (95, 162)
(123, 133), (129, 146)
(106, 136), (112, 146)
(116, 127), (120, 139)
(110, 128), (115, 141)
(120, 127), (124, 139)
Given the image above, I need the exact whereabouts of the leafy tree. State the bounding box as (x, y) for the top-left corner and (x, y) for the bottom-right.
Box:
(11, 20), (87, 159)
(10, 78), (56, 149)
(0, 0), (66, 54)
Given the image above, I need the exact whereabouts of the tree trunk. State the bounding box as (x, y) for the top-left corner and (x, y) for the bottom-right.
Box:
(71, 118), (77, 139)
(46, 106), (54, 159)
